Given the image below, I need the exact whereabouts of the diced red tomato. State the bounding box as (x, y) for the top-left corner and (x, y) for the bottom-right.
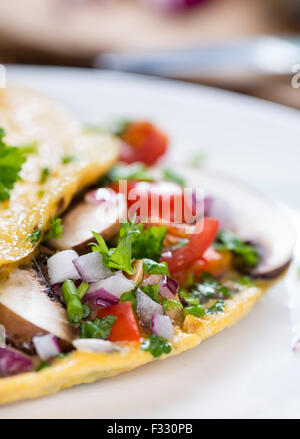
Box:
(161, 218), (219, 275)
(191, 247), (232, 277)
(111, 180), (194, 223)
(119, 121), (168, 165)
(97, 302), (140, 342)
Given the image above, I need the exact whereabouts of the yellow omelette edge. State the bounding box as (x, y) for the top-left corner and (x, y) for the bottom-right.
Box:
(0, 284), (264, 405)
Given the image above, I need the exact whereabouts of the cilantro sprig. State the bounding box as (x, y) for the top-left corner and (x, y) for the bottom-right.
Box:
(215, 230), (260, 271)
(0, 128), (27, 201)
(80, 315), (117, 340)
(44, 216), (64, 241)
(142, 334), (171, 358)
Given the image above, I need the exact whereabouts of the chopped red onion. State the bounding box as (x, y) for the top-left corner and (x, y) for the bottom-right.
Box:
(47, 250), (80, 285)
(159, 275), (179, 299)
(85, 187), (116, 205)
(137, 289), (163, 328)
(0, 324), (5, 348)
(0, 348), (33, 377)
(73, 252), (112, 283)
(83, 288), (119, 309)
(33, 334), (61, 361)
(152, 312), (174, 340)
(73, 338), (124, 353)
(88, 272), (136, 299)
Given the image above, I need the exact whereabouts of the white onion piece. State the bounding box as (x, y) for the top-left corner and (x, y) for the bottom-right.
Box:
(88, 272), (136, 299)
(33, 334), (61, 360)
(137, 289), (163, 327)
(47, 250), (80, 285)
(0, 324), (5, 348)
(73, 338), (123, 353)
(73, 252), (112, 283)
(152, 312), (174, 340)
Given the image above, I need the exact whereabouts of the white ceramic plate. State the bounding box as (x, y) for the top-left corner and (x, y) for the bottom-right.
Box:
(1, 66), (300, 419)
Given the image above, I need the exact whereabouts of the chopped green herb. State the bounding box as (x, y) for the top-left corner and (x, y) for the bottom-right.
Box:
(40, 167), (50, 184)
(132, 225), (167, 262)
(44, 216), (64, 241)
(36, 361), (50, 371)
(161, 298), (183, 313)
(179, 289), (200, 306)
(141, 284), (159, 303)
(91, 231), (134, 275)
(142, 333), (171, 358)
(110, 119), (130, 136)
(62, 280), (84, 324)
(180, 273), (232, 306)
(143, 259), (169, 275)
(27, 230), (42, 246)
(108, 163), (153, 182)
(62, 155), (76, 165)
(77, 282), (89, 300)
(163, 168), (185, 186)
(237, 276), (255, 287)
(120, 287), (137, 312)
(37, 190), (45, 198)
(56, 353), (68, 360)
(206, 300), (225, 315)
(215, 230), (260, 271)
(80, 315), (117, 340)
(0, 128), (27, 201)
(17, 142), (38, 155)
(183, 304), (206, 318)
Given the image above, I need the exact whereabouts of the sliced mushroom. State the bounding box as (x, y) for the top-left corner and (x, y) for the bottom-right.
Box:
(49, 194), (127, 253)
(0, 267), (76, 354)
(165, 164), (295, 278)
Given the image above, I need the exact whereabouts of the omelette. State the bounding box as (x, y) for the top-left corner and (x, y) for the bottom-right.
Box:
(0, 88), (295, 405)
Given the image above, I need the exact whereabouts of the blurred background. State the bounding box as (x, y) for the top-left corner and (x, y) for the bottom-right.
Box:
(0, 0), (300, 108)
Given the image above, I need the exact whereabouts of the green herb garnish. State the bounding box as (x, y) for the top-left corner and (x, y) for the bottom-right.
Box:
(142, 334), (171, 358)
(120, 287), (137, 312)
(206, 300), (225, 315)
(108, 163), (153, 182)
(215, 230), (260, 271)
(17, 142), (38, 155)
(237, 276), (255, 287)
(143, 259), (169, 275)
(36, 361), (50, 371)
(40, 167), (50, 184)
(141, 284), (159, 303)
(80, 315), (117, 340)
(62, 155), (76, 165)
(183, 304), (206, 318)
(161, 298), (183, 313)
(27, 230), (42, 246)
(163, 168), (185, 186)
(44, 216), (63, 241)
(0, 128), (27, 201)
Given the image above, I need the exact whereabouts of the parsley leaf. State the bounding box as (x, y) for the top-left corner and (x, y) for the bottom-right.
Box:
(80, 315), (117, 340)
(142, 334), (171, 358)
(215, 230), (260, 271)
(27, 230), (42, 245)
(141, 284), (159, 303)
(36, 361), (50, 372)
(161, 298), (183, 313)
(183, 304), (206, 318)
(40, 167), (50, 184)
(0, 128), (27, 201)
(206, 300), (225, 315)
(120, 287), (137, 312)
(62, 155), (76, 164)
(163, 168), (185, 186)
(91, 231), (134, 274)
(143, 259), (169, 275)
(132, 225), (167, 261)
(17, 142), (38, 155)
(44, 216), (64, 241)
(108, 163), (153, 182)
